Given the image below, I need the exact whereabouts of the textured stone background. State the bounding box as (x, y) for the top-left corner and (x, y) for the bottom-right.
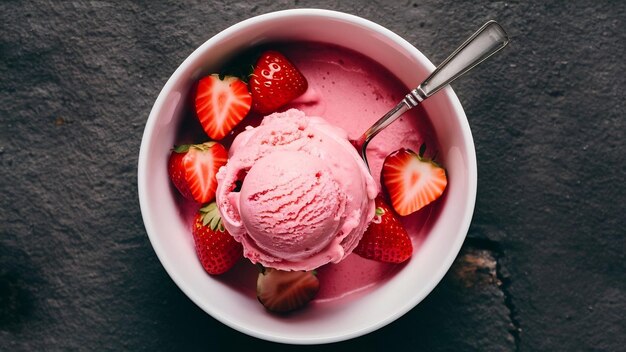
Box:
(1, 1), (624, 350)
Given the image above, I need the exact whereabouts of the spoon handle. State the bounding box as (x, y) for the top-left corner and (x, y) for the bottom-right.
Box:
(417, 20), (509, 99)
(357, 20), (509, 168)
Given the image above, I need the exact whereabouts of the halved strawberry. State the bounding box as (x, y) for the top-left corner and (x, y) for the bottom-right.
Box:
(256, 268), (319, 314)
(192, 202), (242, 275)
(195, 74), (251, 140)
(167, 141), (228, 204)
(249, 51), (308, 114)
(354, 196), (412, 263)
(382, 147), (447, 216)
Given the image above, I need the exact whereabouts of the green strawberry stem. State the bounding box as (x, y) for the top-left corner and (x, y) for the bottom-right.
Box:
(199, 202), (224, 231)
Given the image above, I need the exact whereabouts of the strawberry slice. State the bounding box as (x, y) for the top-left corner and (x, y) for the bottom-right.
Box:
(195, 74), (251, 140)
(249, 50), (308, 114)
(354, 196), (413, 263)
(382, 147), (447, 216)
(256, 268), (319, 314)
(167, 141), (228, 204)
(192, 202), (243, 275)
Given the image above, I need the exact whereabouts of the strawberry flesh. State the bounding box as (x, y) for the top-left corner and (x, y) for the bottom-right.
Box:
(167, 142), (228, 204)
(382, 148), (447, 216)
(195, 74), (251, 140)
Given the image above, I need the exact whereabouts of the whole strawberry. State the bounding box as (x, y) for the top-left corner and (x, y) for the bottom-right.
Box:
(167, 142), (228, 204)
(354, 196), (413, 263)
(192, 202), (243, 275)
(249, 50), (308, 114)
(256, 268), (319, 314)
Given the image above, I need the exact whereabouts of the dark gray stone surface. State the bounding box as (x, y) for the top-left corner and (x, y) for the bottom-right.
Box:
(1, 1), (624, 350)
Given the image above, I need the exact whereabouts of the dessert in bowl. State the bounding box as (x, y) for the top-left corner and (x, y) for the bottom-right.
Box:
(138, 9), (476, 344)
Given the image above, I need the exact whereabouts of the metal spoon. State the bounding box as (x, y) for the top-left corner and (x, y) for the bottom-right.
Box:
(354, 20), (509, 170)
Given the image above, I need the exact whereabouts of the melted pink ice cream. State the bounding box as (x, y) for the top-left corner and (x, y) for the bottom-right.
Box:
(216, 110), (377, 271)
(175, 42), (443, 303)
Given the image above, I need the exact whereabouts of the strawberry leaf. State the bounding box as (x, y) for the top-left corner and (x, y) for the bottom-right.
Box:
(173, 144), (191, 153)
(199, 202), (225, 231)
(419, 143), (427, 158)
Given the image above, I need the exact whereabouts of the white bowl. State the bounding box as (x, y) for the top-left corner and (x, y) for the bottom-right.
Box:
(138, 9), (476, 344)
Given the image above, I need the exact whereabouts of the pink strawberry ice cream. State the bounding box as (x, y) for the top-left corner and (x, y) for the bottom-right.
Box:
(171, 42), (442, 302)
(216, 109), (377, 271)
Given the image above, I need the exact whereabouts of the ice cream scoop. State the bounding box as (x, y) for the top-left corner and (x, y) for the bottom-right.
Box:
(216, 109), (377, 271)
(239, 150), (346, 261)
